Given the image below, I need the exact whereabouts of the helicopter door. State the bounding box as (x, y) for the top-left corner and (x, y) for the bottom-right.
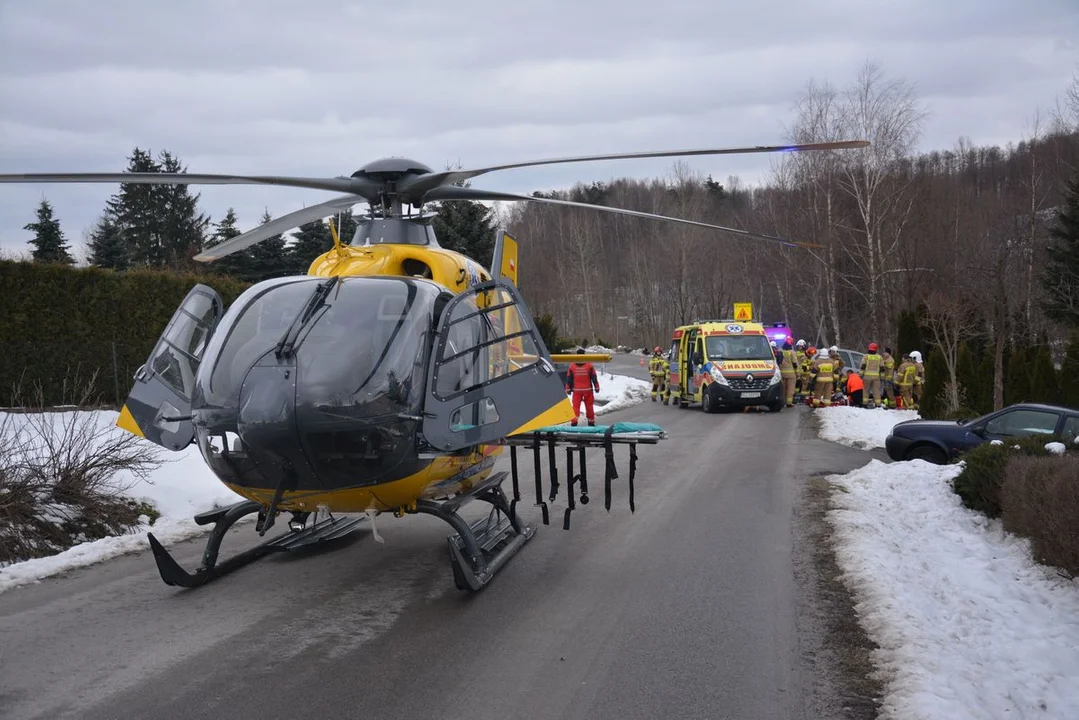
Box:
(118, 284), (224, 451)
(422, 279), (571, 452)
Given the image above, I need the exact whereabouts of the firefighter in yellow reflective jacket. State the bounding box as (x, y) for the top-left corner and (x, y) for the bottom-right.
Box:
(881, 346), (897, 408)
(779, 337), (798, 407)
(829, 345), (844, 393)
(812, 348), (835, 407)
(859, 343), (883, 407)
(896, 353), (918, 409)
(910, 350), (925, 407)
(648, 346), (669, 403)
(795, 339), (808, 394)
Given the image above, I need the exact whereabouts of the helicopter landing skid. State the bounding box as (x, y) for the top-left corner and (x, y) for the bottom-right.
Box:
(146, 500), (367, 588)
(410, 471), (533, 592)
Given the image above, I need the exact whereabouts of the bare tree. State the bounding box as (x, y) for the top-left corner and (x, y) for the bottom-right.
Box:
(836, 60), (928, 339)
(921, 290), (979, 413)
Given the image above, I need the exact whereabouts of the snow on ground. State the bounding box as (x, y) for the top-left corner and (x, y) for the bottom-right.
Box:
(591, 369), (652, 416)
(828, 459), (1079, 719)
(816, 405), (921, 449)
(0, 371), (652, 592)
(0, 410), (245, 594)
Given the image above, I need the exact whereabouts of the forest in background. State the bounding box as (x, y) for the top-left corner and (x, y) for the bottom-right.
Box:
(8, 61), (1079, 418)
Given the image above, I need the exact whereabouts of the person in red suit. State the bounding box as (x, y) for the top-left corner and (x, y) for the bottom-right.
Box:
(565, 353), (600, 426)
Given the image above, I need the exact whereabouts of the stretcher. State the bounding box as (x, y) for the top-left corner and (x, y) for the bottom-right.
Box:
(498, 421), (668, 530)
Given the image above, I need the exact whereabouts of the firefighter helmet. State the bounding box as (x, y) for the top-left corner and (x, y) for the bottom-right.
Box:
(868, 342), (878, 352)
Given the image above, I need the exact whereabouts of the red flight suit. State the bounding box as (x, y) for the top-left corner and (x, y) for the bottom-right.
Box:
(565, 362), (600, 426)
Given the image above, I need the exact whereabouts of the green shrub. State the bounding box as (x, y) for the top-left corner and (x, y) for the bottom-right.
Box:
(952, 434), (1062, 518)
(1001, 455), (1079, 578)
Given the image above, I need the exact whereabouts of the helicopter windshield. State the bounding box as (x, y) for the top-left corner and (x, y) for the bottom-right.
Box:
(198, 276), (437, 415)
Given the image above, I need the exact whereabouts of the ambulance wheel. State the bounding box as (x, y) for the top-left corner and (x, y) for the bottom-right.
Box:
(702, 388), (717, 413)
(767, 400), (784, 413)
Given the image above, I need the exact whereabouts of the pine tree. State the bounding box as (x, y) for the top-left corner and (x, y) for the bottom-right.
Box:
(24, 199), (74, 265)
(288, 219), (334, 273)
(87, 214), (129, 270)
(433, 196), (498, 269)
(1041, 169), (1079, 329)
(104, 148), (161, 267)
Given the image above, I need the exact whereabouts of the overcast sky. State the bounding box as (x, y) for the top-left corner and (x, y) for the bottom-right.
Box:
(1, 0), (1077, 260)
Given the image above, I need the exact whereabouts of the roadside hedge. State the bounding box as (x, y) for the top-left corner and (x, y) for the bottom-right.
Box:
(0, 260), (251, 407)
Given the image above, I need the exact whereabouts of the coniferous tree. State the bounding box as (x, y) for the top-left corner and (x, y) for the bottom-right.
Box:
(1041, 169), (1079, 329)
(247, 209), (292, 281)
(288, 219), (334, 273)
(921, 345), (948, 417)
(87, 214), (129, 270)
(1005, 345), (1033, 405)
(1061, 333), (1079, 409)
(104, 148), (162, 267)
(433, 196), (498, 269)
(896, 309), (923, 359)
(24, 199), (74, 264)
(1029, 343), (1061, 404)
(204, 208), (249, 279)
(956, 342), (977, 412)
(155, 150), (209, 270)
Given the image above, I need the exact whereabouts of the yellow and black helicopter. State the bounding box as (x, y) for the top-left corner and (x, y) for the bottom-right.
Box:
(0, 139), (866, 591)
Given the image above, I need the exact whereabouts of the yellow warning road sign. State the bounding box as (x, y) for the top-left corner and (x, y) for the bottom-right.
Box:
(733, 302), (753, 322)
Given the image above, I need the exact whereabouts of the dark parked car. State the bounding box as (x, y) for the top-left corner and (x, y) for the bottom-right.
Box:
(885, 402), (1079, 464)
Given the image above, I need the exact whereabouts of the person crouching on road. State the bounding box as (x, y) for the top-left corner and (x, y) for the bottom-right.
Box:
(845, 369), (865, 407)
(648, 346), (668, 403)
(566, 352), (600, 426)
(779, 338), (797, 407)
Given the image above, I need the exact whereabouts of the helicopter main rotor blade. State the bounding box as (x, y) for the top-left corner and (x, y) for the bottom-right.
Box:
(0, 172), (381, 198)
(426, 186), (818, 249)
(397, 140), (869, 201)
(193, 193), (364, 262)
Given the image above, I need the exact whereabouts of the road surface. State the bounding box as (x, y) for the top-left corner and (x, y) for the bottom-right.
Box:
(0, 353), (885, 720)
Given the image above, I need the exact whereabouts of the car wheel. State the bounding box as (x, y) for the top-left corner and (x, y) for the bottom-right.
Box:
(906, 444), (946, 465)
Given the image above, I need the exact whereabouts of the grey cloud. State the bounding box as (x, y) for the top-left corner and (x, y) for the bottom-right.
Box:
(1, 0), (1077, 256)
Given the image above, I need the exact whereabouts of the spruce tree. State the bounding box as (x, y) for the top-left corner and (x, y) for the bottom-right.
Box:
(920, 346), (948, 418)
(432, 197), (497, 269)
(1005, 345), (1032, 406)
(1029, 344), (1061, 404)
(87, 214), (129, 270)
(1041, 169), (1079, 329)
(247, 209), (291, 281)
(896, 309), (923, 359)
(155, 150), (209, 270)
(104, 148), (161, 267)
(1061, 333), (1079, 409)
(288, 219), (334, 273)
(956, 342), (977, 412)
(204, 208), (249, 279)
(24, 199), (74, 265)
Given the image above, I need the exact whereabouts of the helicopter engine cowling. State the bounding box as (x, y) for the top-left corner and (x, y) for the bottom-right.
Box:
(191, 275), (446, 496)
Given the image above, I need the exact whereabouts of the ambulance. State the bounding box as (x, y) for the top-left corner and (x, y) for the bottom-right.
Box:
(666, 320), (786, 413)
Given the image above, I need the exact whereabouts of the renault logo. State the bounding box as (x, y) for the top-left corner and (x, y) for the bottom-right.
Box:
(746, 374), (754, 381)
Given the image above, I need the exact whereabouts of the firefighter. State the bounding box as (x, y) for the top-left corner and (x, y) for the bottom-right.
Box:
(881, 346), (897, 408)
(910, 350), (925, 407)
(859, 342), (883, 407)
(801, 345), (817, 401)
(812, 348), (834, 407)
(648, 346), (668, 403)
(896, 352), (917, 409)
(779, 338), (798, 407)
(565, 352), (601, 426)
(846, 369), (865, 407)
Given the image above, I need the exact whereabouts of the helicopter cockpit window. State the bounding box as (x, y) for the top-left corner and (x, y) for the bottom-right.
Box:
(433, 287), (540, 400)
(147, 290), (219, 401)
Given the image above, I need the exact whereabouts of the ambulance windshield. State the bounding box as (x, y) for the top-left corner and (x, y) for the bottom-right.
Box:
(705, 335), (773, 361)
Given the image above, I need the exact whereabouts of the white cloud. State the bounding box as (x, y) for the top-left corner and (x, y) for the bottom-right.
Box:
(1, 0), (1076, 257)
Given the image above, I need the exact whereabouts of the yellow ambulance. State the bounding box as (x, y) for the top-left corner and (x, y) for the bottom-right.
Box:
(666, 320), (785, 413)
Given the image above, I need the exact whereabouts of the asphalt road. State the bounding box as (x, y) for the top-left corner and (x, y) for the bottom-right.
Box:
(0, 354), (883, 720)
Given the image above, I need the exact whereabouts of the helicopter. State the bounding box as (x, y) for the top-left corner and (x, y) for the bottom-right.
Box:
(0, 138), (868, 592)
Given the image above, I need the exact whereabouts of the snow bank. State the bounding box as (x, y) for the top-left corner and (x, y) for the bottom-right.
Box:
(592, 369), (651, 416)
(828, 459), (1079, 719)
(816, 405), (921, 449)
